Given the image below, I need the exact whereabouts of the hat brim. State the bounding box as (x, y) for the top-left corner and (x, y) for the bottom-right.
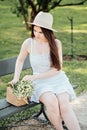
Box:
(28, 22), (57, 32)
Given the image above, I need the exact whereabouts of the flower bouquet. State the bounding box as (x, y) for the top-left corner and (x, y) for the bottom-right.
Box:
(6, 80), (34, 107)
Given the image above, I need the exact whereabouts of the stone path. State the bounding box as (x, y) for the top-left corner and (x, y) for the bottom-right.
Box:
(71, 91), (87, 130)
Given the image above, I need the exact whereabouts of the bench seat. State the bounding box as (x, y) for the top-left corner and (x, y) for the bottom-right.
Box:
(0, 98), (39, 120)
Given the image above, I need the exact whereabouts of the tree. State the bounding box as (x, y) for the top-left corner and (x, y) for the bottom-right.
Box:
(12, 0), (87, 30)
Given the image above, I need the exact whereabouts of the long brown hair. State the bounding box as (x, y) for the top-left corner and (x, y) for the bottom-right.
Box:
(31, 26), (61, 70)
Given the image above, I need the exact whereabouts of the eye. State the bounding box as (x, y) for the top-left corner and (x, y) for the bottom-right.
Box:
(39, 31), (43, 34)
(33, 29), (43, 34)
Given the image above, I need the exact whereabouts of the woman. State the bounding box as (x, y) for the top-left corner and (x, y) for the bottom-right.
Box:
(10, 12), (80, 130)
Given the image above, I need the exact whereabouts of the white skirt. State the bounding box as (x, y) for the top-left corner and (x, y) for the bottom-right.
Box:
(30, 71), (76, 103)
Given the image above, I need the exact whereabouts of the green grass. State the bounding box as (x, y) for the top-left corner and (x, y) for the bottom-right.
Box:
(0, 0), (29, 59)
(63, 60), (87, 95)
(0, 0), (87, 98)
(52, 5), (87, 56)
(0, 0), (87, 59)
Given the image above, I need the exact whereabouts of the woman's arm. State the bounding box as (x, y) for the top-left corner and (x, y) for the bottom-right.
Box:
(10, 39), (30, 84)
(34, 68), (60, 80)
(23, 67), (60, 81)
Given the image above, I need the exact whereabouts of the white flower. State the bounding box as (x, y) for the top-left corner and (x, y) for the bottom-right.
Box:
(13, 80), (34, 100)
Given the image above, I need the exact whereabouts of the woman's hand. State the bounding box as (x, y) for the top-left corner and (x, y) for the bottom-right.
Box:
(8, 79), (19, 85)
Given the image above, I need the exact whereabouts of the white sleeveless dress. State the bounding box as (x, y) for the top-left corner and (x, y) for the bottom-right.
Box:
(28, 38), (76, 103)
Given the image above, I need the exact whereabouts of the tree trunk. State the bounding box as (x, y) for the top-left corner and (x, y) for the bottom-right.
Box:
(19, 0), (29, 30)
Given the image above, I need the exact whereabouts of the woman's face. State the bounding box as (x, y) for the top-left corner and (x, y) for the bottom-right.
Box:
(33, 26), (47, 42)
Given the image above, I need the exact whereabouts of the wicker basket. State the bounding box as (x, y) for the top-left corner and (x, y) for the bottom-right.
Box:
(6, 86), (29, 107)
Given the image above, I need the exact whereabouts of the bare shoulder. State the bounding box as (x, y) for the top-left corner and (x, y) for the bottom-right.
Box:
(21, 38), (32, 52)
(22, 38), (31, 47)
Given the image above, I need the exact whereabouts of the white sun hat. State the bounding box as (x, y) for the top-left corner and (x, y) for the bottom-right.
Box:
(29, 11), (57, 32)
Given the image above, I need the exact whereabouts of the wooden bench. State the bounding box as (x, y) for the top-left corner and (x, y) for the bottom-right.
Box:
(0, 57), (48, 129)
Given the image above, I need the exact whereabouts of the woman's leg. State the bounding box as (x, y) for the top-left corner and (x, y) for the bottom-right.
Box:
(39, 92), (63, 130)
(57, 93), (81, 130)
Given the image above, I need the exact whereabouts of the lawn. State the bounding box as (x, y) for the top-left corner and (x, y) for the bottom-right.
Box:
(0, 0), (87, 99)
(0, 0), (87, 59)
(52, 4), (87, 56)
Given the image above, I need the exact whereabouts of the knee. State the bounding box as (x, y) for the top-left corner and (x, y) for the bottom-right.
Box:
(40, 93), (58, 112)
